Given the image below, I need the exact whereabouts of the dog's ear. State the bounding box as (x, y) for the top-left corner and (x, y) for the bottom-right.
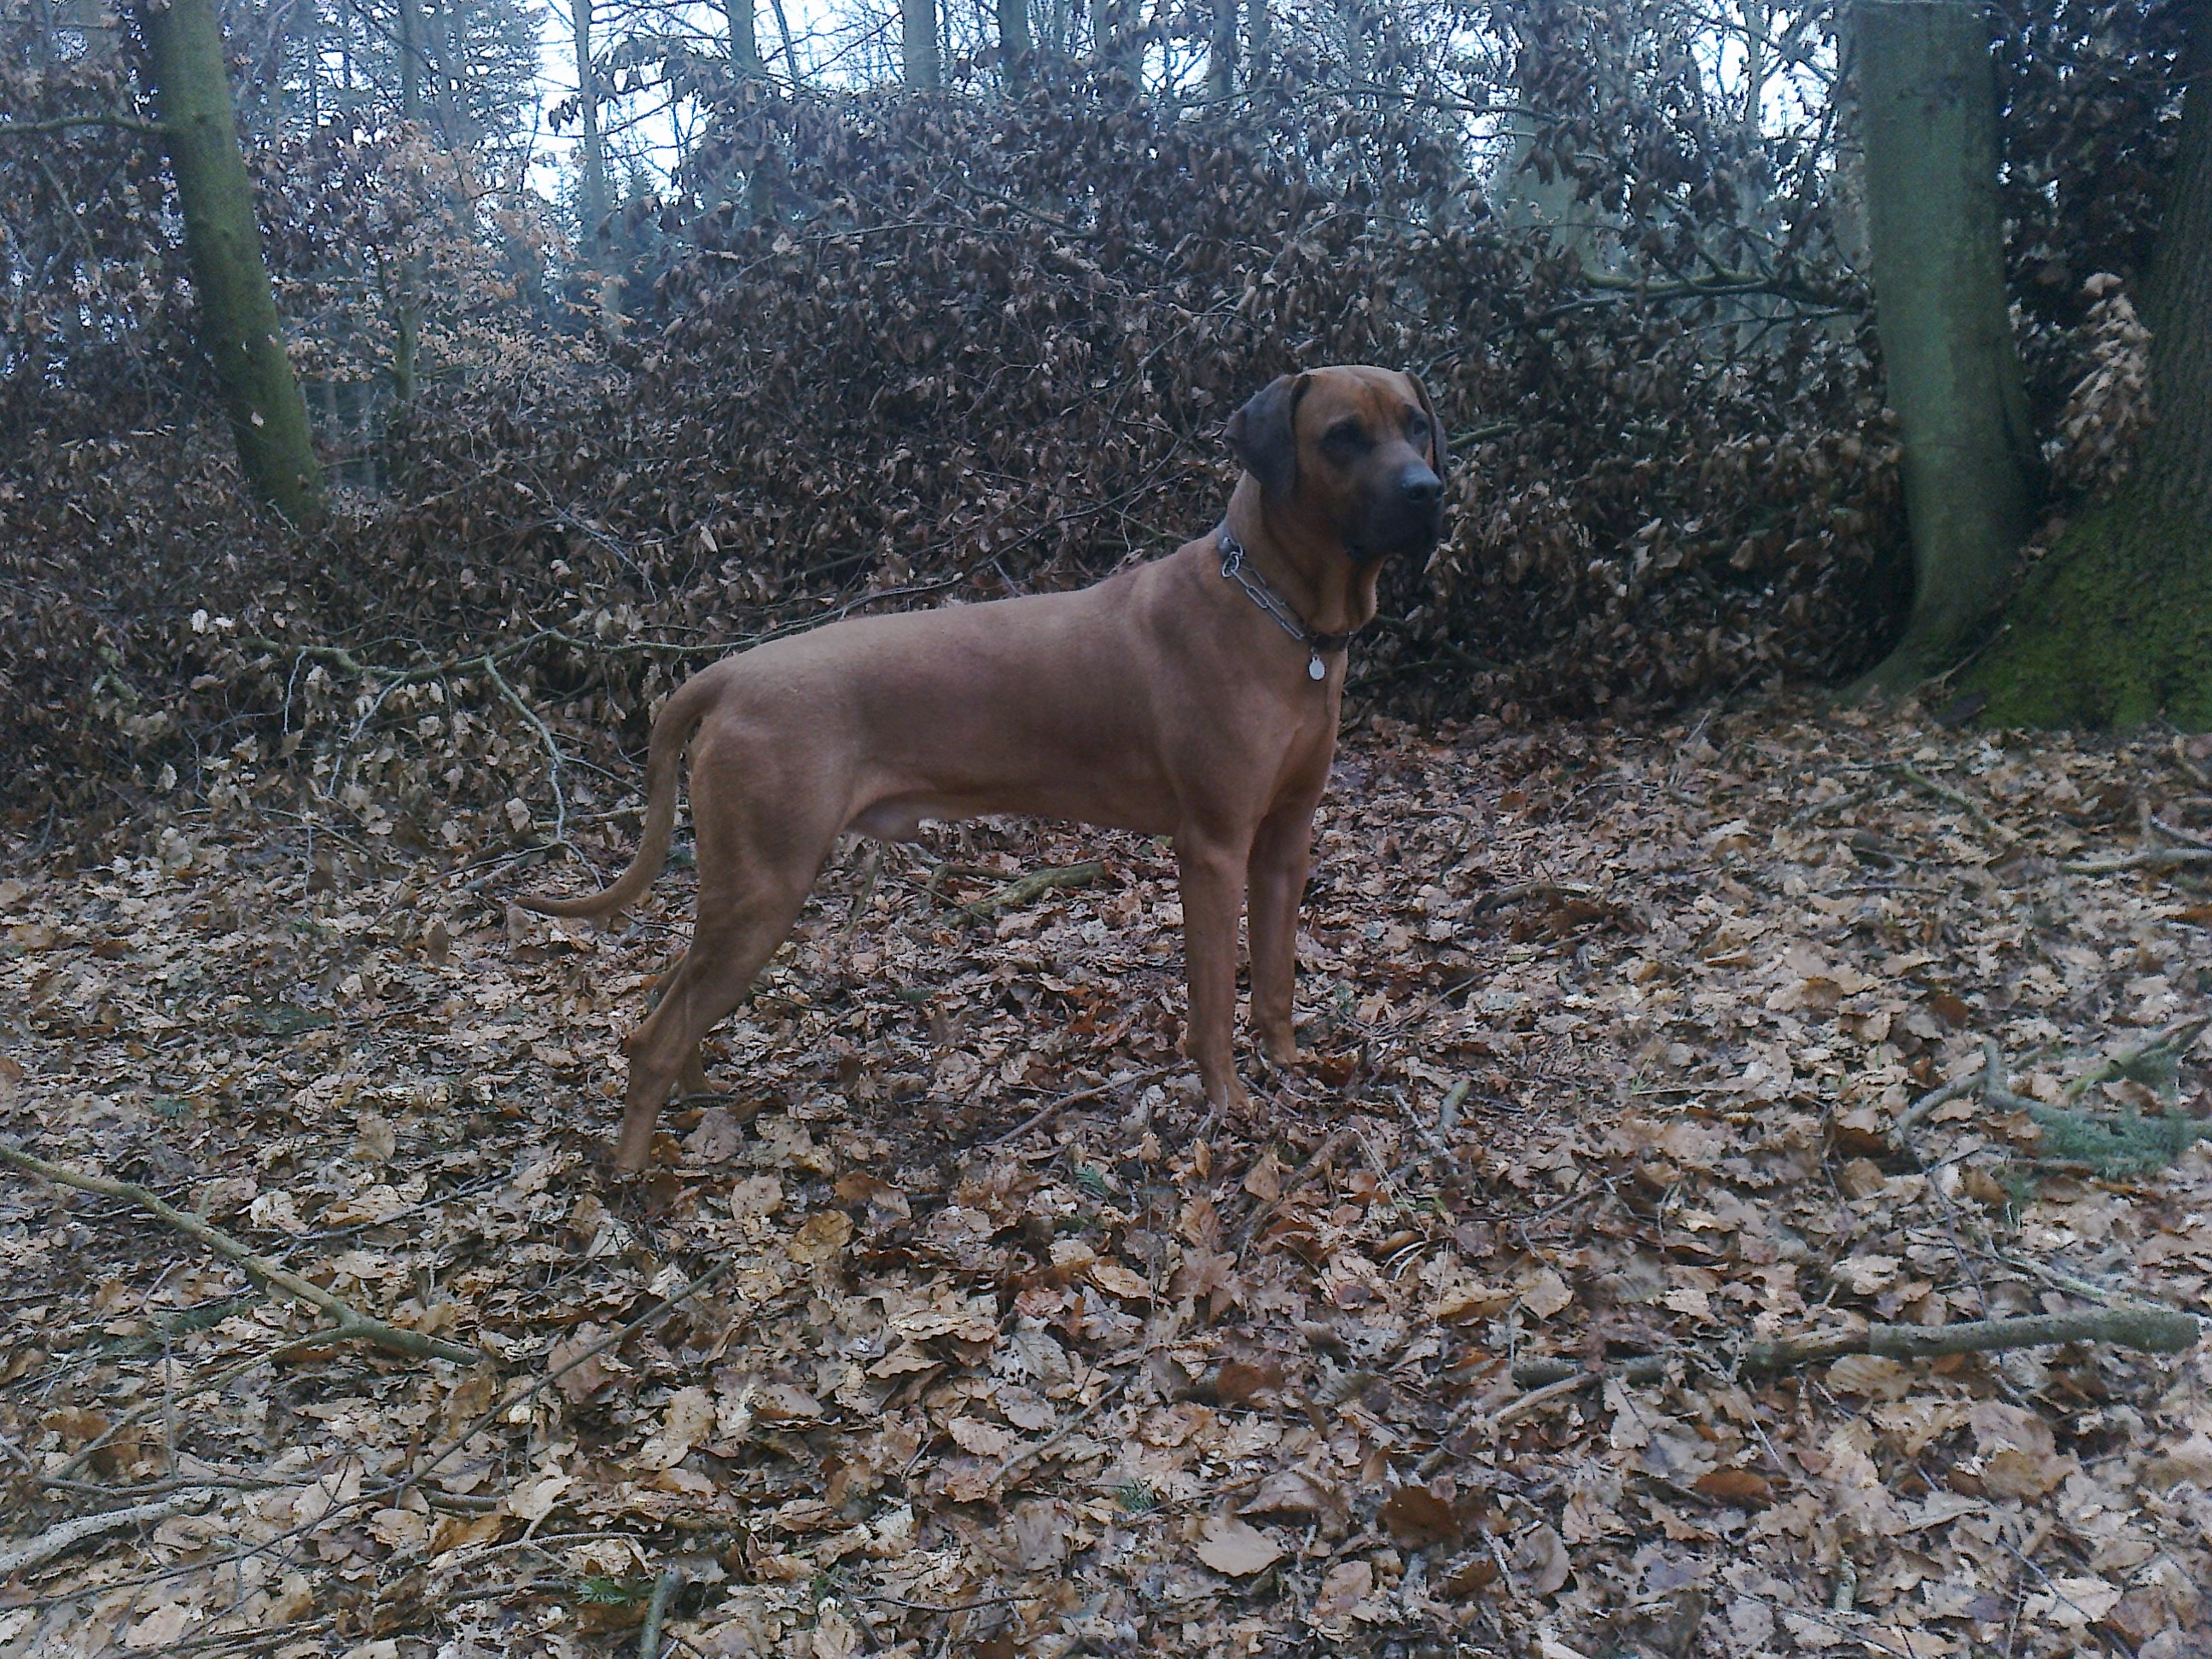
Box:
(1225, 372), (1310, 500)
(1404, 370), (1446, 474)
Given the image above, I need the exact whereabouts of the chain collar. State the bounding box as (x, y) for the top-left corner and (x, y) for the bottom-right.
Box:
(1216, 526), (1356, 683)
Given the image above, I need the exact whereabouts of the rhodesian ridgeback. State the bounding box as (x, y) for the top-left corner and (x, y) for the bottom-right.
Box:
(521, 365), (1447, 1171)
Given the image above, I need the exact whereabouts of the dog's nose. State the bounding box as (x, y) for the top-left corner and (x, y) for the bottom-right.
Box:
(1399, 467), (1442, 506)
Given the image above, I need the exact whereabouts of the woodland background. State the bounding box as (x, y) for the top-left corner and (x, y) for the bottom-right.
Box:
(8, 4), (2212, 1659)
(0, 0), (2198, 842)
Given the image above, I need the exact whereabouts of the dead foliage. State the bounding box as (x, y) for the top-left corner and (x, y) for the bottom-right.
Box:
(4, 702), (2211, 1656)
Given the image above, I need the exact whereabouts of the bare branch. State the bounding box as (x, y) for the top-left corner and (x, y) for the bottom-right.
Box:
(1742, 1307), (2202, 1371)
(0, 1143), (485, 1366)
(0, 112), (166, 139)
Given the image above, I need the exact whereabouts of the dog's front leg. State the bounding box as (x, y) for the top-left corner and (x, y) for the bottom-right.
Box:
(1174, 830), (1253, 1113)
(1247, 799), (1318, 1067)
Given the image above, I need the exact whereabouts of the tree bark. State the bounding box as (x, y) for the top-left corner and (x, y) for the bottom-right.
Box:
(901, 0), (940, 88)
(1247, 0), (1270, 79)
(393, 0), (424, 408)
(137, 0), (323, 523)
(1207, 0), (1236, 100)
(725, 0), (761, 77)
(570, 0), (608, 232)
(1849, 0), (2038, 696)
(1970, 0), (2212, 727)
(998, 0), (1031, 83)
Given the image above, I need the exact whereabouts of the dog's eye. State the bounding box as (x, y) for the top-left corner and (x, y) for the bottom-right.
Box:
(1405, 412), (1430, 445)
(1320, 421), (1369, 460)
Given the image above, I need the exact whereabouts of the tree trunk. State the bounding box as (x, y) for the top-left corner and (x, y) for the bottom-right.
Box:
(998, 0), (1030, 83)
(1092, 0), (1137, 78)
(1206, 0), (1235, 99)
(1849, 0), (2037, 695)
(137, 0), (323, 523)
(725, 0), (761, 77)
(1969, 0), (2212, 726)
(901, 0), (940, 88)
(393, 0), (424, 408)
(1247, 0), (1269, 79)
(571, 0), (608, 233)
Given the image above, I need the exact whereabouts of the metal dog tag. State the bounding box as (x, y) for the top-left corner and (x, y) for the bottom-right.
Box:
(1307, 653), (1326, 681)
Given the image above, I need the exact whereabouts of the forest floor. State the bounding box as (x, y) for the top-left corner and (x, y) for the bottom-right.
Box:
(4, 698), (2212, 1659)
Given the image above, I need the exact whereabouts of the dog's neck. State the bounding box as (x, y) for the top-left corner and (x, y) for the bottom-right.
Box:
(1222, 477), (1381, 638)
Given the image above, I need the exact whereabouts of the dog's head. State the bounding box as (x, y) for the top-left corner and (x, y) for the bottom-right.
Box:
(1224, 365), (1446, 562)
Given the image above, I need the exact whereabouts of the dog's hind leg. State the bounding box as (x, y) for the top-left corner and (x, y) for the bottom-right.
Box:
(614, 872), (815, 1172)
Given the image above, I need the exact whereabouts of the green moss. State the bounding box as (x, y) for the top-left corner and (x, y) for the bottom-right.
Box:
(1970, 501), (2212, 730)
(2026, 1102), (2211, 1176)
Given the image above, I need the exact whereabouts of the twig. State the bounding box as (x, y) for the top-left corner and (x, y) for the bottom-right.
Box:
(1880, 763), (2012, 838)
(2150, 816), (2212, 851)
(2064, 848), (2212, 875)
(988, 1067), (1172, 1146)
(1988, 1249), (2174, 1313)
(638, 1564), (685, 1659)
(0, 1144), (483, 1365)
(0, 111), (166, 137)
(1510, 1354), (1668, 1388)
(1487, 1371), (1595, 1431)
(1785, 788), (1874, 828)
(1231, 1124), (1360, 1251)
(1741, 1307), (2201, 1371)
(1468, 879), (1599, 917)
(481, 654), (571, 852)
(991, 1372), (1131, 1494)
(0, 1489), (214, 1578)
(962, 860), (1104, 918)
(2063, 1016), (2210, 1099)
(56, 1329), (374, 1481)
(1892, 1038), (2038, 1150)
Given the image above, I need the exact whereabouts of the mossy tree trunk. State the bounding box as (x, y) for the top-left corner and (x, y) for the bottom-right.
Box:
(138, 0), (323, 523)
(1970, 0), (2212, 728)
(1850, 0), (2038, 695)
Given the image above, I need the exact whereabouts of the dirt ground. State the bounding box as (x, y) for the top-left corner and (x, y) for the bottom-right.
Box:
(3, 700), (2212, 1659)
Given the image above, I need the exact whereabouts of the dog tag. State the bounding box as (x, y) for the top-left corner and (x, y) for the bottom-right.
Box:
(1307, 653), (1326, 681)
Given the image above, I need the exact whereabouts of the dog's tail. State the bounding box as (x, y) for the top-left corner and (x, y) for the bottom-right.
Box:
(515, 667), (722, 921)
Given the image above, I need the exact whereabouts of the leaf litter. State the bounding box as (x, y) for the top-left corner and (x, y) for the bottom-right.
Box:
(3, 699), (2212, 1657)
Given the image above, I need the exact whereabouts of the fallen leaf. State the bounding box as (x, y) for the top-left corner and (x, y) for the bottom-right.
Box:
(1195, 1516), (1283, 1577)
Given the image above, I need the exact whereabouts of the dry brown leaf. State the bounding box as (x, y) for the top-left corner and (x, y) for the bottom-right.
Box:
(1194, 1516), (1283, 1577)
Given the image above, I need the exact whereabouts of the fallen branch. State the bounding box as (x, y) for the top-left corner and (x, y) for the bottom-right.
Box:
(992, 1371), (1130, 1495)
(1891, 1039), (2032, 1150)
(1880, 762), (2012, 839)
(1469, 879), (1600, 917)
(481, 653), (573, 853)
(2064, 847), (2212, 875)
(638, 1564), (685, 1659)
(1511, 1355), (1668, 1388)
(0, 1489), (214, 1579)
(1741, 1307), (2201, 1371)
(0, 1144), (484, 1366)
(988, 1066), (1173, 1147)
(963, 859), (1104, 918)
(2064, 1016), (2209, 1101)
(1785, 789), (1874, 829)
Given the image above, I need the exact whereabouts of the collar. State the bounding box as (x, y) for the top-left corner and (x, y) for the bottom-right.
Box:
(1217, 526), (1358, 681)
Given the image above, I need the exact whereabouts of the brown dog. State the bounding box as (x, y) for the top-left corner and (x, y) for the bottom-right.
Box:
(521, 365), (1445, 1171)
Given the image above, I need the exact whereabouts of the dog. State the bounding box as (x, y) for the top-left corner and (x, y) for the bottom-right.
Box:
(520, 364), (1447, 1172)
